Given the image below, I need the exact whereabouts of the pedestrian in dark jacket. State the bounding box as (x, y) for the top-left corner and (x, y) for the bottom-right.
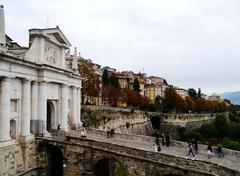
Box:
(166, 134), (170, 147)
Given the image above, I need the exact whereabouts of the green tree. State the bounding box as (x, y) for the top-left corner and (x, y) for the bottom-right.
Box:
(109, 76), (120, 90)
(199, 124), (217, 139)
(188, 88), (197, 101)
(133, 78), (140, 92)
(214, 114), (229, 139)
(102, 69), (109, 86)
(154, 95), (162, 111)
(197, 88), (201, 98)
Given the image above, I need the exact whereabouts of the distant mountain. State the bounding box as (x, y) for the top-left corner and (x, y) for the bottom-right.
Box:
(220, 91), (240, 105)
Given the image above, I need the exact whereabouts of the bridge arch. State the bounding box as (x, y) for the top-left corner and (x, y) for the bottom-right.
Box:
(46, 144), (64, 176)
(93, 156), (127, 176)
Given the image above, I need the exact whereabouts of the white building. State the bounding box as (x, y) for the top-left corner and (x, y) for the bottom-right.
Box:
(0, 5), (82, 145)
(174, 87), (188, 99)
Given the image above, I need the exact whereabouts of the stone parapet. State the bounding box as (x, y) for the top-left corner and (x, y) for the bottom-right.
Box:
(86, 128), (240, 159)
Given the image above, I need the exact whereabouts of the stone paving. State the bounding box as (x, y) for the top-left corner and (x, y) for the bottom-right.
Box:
(80, 130), (240, 173)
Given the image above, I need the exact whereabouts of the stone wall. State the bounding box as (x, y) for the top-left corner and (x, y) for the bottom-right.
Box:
(82, 106), (215, 135)
(38, 133), (240, 176)
(81, 105), (149, 129)
(0, 138), (47, 176)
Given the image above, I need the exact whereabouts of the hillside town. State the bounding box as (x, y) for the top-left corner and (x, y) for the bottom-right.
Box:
(66, 53), (227, 113)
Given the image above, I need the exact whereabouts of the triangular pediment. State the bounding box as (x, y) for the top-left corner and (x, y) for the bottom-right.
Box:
(29, 27), (71, 48)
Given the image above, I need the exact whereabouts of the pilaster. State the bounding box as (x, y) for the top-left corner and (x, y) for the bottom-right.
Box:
(20, 79), (31, 136)
(60, 84), (69, 130)
(0, 77), (11, 141)
(30, 81), (38, 134)
(38, 81), (47, 135)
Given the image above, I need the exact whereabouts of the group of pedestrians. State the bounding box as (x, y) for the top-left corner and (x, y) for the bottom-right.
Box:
(208, 144), (224, 159)
(153, 132), (171, 152)
(106, 126), (115, 138)
(187, 139), (198, 157)
(186, 138), (224, 159)
(161, 133), (170, 147)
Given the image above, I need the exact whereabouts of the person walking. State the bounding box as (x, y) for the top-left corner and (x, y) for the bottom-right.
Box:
(57, 124), (60, 135)
(161, 133), (165, 146)
(111, 126), (115, 138)
(217, 144), (223, 158)
(207, 144), (212, 159)
(106, 126), (111, 138)
(194, 139), (198, 154)
(188, 143), (195, 157)
(166, 134), (170, 147)
(191, 139), (195, 151)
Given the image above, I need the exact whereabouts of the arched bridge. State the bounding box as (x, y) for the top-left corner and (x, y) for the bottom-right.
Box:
(36, 129), (240, 176)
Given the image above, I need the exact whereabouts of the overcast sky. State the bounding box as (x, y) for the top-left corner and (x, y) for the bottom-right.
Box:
(2, 0), (240, 94)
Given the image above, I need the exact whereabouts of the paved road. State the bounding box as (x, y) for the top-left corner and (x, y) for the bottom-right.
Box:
(78, 130), (240, 173)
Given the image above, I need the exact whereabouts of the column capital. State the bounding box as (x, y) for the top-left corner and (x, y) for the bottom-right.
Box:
(39, 81), (47, 86)
(22, 78), (31, 84)
(61, 83), (69, 88)
(0, 76), (11, 82)
(32, 81), (38, 85)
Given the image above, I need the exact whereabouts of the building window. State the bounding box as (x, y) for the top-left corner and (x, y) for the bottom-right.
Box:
(11, 100), (18, 113)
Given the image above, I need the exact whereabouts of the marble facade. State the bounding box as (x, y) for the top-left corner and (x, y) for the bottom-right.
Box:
(0, 5), (82, 145)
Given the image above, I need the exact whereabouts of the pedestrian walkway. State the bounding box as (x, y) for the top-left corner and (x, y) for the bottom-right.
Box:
(77, 130), (240, 172)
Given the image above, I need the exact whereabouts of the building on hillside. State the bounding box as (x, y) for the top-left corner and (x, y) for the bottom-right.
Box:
(149, 76), (166, 85)
(208, 94), (222, 102)
(174, 87), (188, 99)
(144, 76), (169, 101)
(144, 84), (156, 101)
(145, 77), (154, 85)
(102, 66), (117, 74)
(115, 72), (129, 90)
(122, 71), (135, 89)
(0, 6), (82, 145)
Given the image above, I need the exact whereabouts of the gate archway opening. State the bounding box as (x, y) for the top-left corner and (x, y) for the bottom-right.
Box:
(94, 158), (110, 176)
(46, 145), (63, 176)
(150, 116), (161, 130)
(93, 157), (126, 176)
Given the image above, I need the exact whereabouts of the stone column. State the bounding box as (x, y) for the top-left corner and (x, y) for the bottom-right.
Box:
(31, 81), (38, 134)
(0, 77), (11, 141)
(20, 79), (31, 136)
(60, 84), (68, 130)
(72, 87), (78, 126)
(38, 81), (47, 135)
(77, 87), (81, 126)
